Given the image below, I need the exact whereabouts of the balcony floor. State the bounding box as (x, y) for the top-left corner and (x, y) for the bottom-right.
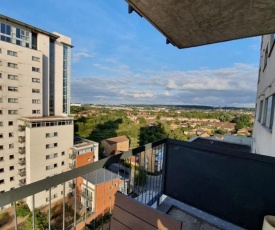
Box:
(156, 196), (245, 230)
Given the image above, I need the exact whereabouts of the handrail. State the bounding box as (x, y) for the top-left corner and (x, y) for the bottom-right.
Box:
(0, 139), (167, 207)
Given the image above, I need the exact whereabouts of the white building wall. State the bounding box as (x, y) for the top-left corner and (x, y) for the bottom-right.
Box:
(25, 121), (73, 208)
(252, 34), (275, 156)
(0, 41), (43, 193)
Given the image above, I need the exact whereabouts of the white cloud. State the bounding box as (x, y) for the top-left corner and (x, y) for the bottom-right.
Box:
(72, 51), (94, 63)
(71, 63), (258, 107)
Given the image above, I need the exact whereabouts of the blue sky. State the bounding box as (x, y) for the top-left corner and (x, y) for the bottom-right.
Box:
(2, 0), (260, 107)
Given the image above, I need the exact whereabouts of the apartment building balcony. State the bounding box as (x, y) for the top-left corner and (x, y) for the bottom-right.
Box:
(18, 169), (26, 177)
(69, 153), (76, 160)
(68, 181), (75, 189)
(18, 136), (25, 143)
(19, 179), (26, 186)
(81, 191), (93, 201)
(0, 139), (275, 230)
(18, 125), (26, 132)
(18, 147), (25, 154)
(18, 158), (26, 166)
(69, 163), (75, 169)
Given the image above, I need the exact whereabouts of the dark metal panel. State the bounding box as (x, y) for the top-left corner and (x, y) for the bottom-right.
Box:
(163, 141), (275, 230)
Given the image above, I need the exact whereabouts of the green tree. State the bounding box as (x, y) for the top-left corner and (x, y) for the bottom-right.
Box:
(134, 166), (147, 187)
(24, 209), (49, 230)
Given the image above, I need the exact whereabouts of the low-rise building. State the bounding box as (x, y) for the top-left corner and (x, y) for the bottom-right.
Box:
(101, 136), (129, 156)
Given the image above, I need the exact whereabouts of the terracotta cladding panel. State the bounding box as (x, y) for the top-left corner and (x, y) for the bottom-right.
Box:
(76, 152), (94, 168)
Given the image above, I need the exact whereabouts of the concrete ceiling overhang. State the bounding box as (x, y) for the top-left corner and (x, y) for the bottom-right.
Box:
(125, 0), (275, 48)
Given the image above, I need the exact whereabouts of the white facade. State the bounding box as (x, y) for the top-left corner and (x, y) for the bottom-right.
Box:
(252, 34), (275, 156)
(0, 15), (74, 208)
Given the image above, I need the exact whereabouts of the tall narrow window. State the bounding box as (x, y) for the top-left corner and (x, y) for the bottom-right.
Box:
(258, 100), (263, 123)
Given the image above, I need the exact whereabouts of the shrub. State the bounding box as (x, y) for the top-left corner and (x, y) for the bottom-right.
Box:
(16, 203), (30, 217)
(0, 212), (10, 226)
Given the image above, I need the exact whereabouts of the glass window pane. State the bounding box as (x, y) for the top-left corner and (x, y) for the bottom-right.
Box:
(6, 25), (11, 35)
(1, 23), (5, 33)
(16, 28), (20, 38)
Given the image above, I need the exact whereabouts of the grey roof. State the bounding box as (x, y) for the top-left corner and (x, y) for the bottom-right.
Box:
(192, 137), (251, 153)
(84, 168), (120, 185)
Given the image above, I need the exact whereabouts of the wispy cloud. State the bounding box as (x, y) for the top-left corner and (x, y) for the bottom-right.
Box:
(71, 62), (258, 107)
(72, 51), (94, 63)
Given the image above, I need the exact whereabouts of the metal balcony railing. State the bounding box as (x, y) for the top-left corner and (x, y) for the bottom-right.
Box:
(68, 181), (75, 188)
(18, 169), (26, 177)
(18, 158), (26, 166)
(18, 147), (25, 154)
(18, 125), (26, 132)
(69, 163), (75, 169)
(81, 191), (93, 201)
(19, 179), (26, 186)
(1, 138), (275, 230)
(69, 153), (76, 159)
(0, 139), (165, 230)
(18, 136), (25, 143)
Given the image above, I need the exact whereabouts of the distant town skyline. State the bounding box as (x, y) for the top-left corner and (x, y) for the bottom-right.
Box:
(2, 0), (260, 107)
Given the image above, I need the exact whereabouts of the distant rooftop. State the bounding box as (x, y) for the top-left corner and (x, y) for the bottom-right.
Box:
(84, 168), (119, 185)
(192, 137), (251, 153)
(105, 135), (129, 145)
(72, 137), (97, 149)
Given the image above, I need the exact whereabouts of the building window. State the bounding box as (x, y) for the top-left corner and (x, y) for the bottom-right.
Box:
(8, 110), (18, 115)
(32, 99), (40, 104)
(0, 85), (2, 91)
(0, 98), (2, 103)
(8, 98), (18, 103)
(258, 100), (263, 123)
(32, 89), (40, 93)
(0, 157), (3, 162)
(0, 122), (3, 126)
(0, 72), (2, 78)
(9, 144), (14, 149)
(61, 161), (64, 166)
(46, 153), (58, 160)
(32, 67), (40, 72)
(9, 132), (14, 137)
(8, 74), (18, 80)
(32, 110), (40, 114)
(32, 56), (40, 62)
(0, 168), (4, 173)
(46, 143), (58, 149)
(46, 163), (58, 170)
(8, 86), (18, 92)
(8, 121), (13, 126)
(9, 155), (14, 160)
(62, 151), (65, 156)
(7, 62), (18, 68)
(0, 60), (2, 66)
(264, 46), (268, 70)
(10, 177), (14, 181)
(9, 166), (14, 171)
(0, 110), (2, 115)
(46, 132), (58, 138)
(0, 133), (3, 138)
(7, 50), (17, 57)
(263, 95), (275, 130)
(0, 145), (3, 150)
(32, 78), (40, 83)
(0, 180), (4, 184)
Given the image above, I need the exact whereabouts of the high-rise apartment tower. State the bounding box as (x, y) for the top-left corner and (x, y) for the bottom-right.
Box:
(0, 14), (74, 207)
